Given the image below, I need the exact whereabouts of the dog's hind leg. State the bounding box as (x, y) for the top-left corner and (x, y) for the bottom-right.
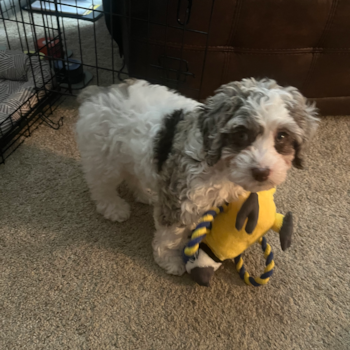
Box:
(85, 170), (131, 222)
(125, 175), (156, 205)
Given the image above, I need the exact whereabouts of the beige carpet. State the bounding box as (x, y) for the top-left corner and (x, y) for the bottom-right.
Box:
(0, 95), (349, 349)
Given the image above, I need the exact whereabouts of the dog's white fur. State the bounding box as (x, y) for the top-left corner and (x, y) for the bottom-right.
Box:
(76, 78), (318, 276)
(76, 80), (199, 219)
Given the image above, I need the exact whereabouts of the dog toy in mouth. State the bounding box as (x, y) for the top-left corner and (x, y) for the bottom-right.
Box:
(183, 188), (293, 287)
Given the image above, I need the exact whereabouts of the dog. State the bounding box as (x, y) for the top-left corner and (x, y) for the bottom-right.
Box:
(76, 78), (319, 276)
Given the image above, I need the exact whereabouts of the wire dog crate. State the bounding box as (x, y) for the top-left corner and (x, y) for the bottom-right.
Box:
(0, 0), (218, 163)
(0, 0), (63, 163)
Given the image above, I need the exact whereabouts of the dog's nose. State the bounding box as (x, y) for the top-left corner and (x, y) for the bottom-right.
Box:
(251, 167), (270, 182)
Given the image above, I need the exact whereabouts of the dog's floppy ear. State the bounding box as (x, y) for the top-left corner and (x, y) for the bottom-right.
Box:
(200, 83), (245, 166)
(284, 87), (319, 169)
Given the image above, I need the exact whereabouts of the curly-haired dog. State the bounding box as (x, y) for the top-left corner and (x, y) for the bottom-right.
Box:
(76, 78), (319, 276)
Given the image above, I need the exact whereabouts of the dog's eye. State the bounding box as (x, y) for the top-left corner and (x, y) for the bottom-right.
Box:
(228, 128), (252, 148)
(275, 131), (294, 155)
(237, 131), (248, 141)
(276, 131), (288, 143)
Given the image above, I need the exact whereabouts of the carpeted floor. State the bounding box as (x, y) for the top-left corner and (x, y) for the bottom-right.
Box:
(1, 8), (350, 350)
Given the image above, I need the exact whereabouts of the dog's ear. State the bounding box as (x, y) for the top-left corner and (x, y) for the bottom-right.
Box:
(284, 87), (319, 169)
(200, 83), (245, 166)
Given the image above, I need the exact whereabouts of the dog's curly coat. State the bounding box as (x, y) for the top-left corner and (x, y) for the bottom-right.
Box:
(76, 78), (319, 276)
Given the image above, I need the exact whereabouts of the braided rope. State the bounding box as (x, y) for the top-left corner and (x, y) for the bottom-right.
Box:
(233, 236), (275, 286)
(182, 205), (227, 263)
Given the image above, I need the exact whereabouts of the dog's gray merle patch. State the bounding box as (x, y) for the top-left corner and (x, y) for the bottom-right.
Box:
(154, 109), (184, 172)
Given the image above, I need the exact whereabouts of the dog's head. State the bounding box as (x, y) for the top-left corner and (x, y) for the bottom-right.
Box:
(199, 78), (319, 192)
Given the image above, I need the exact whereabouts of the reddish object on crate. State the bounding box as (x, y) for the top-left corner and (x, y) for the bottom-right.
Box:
(36, 37), (63, 58)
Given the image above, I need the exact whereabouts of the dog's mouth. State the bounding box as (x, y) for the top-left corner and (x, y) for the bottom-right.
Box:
(243, 182), (274, 193)
(230, 176), (275, 193)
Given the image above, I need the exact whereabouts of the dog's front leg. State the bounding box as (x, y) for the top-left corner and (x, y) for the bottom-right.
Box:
(152, 206), (190, 276)
(152, 224), (189, 276)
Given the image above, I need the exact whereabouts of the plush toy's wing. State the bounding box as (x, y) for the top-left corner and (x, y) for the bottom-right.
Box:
(235, 193), (259, 234)
(279, 212), (293, 251)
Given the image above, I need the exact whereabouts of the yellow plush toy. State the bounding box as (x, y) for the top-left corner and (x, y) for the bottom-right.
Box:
(183, 188), (293, 287)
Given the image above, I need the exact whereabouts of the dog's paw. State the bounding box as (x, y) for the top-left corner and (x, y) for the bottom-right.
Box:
(135, 193), (152, 205)
(153, 252), (186, 276)
(165, 257), (186, 276)
(134, 188), (156, 205)
(96, 199), (131, 222)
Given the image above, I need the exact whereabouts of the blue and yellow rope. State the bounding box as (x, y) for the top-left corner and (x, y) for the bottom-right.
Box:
(183, 205), (227, 263)
(234, 236), (274, 286)
(183, 205), (275, 286)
